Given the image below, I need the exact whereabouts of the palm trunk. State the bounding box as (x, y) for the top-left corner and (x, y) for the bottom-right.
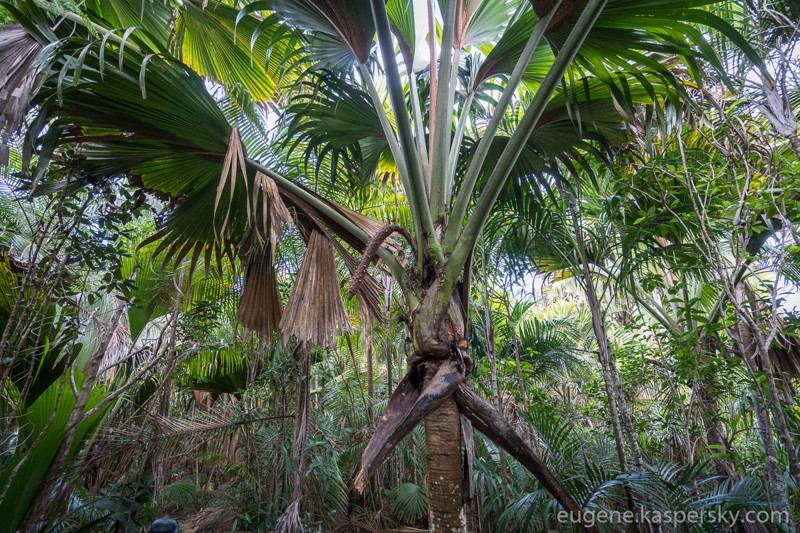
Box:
(607, 348), (643, 469)
(503, 299), (534, 447)
(591, 311), (629, 473)
(566, 195), (643, 532)
(424, 368), (467, 533)
(383, 276), (396, 485)
(384, 277), (394, 396)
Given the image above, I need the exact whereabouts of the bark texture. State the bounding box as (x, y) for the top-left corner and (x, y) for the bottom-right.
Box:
(425, 385), (467, 533)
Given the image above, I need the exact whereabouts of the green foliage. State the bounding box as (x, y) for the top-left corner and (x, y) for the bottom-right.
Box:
(0, 379), (110, 533)
(0, 1), (798, 532)
(387, 482), (428, 524)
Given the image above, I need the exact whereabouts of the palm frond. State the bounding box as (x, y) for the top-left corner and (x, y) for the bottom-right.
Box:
(280, 229), (352, 348)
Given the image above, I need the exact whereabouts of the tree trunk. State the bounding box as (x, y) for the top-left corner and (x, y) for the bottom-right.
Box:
(366, 331), (375, 426)
(20, 297), (128, 532)
(736, 287), (800, 481)
(292, 344), (311, 508)
(383, 277), (396, 485)
(696, 345), (737, 478)
(481, 263), (509, 498)
(745, 360), (796, 533)
(566, 194), (642, 531)
(424, 369), (467, 533)
(747, 325), (800, 481)
(384, 276), (394, 396)
(788, 132), (800, 160)
(607, 349), (643, 469)
(737, 323), (796, 533)
(571, 225), (629, 472)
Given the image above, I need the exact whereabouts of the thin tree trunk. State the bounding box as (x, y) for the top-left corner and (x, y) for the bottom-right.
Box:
(744, 320), (800, 481)
(292, 344), (311, 506)
(741, 343), (796, 533)
(383, 277), (395, 486)
(384, 277), (394, 396)
(565, 194), (642, 531)
(567, 200), (629, 473)
(607, 349), (643, 469)
(20, 296), (128, 531)
(481, 259), (509, 499)
(498, 291), (537, 448)
(696, 346), (737, 478)
(424, 368), (467, 533)
(735, 287), (800, 481)
(366, 331), (375, 427)
(592, 316), (629, 473)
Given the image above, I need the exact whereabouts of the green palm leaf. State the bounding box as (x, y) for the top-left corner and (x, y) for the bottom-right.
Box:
(174, 1), (297, 103)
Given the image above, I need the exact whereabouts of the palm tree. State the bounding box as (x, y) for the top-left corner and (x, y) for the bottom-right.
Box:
(0, 0), (759, 530)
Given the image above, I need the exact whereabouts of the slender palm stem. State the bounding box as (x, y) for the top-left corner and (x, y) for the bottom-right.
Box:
(441, 0), (608, 312)
(408, 71), (430, 185)
(446, 90), (474, 197)
(358, 61), (423, 255)
(443, 0), (563, 250)
(370, 0), (443, 265)
(427, 0), (438, 181)
(429, 0), (458, 219)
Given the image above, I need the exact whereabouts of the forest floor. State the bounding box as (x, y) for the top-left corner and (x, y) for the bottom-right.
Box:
(177, 507), (239, 533)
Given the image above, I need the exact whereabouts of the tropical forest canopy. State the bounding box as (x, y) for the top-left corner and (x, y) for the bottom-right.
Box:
(0, 0), (799, 532)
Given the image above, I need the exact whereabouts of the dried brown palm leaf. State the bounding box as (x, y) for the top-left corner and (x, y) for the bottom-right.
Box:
(280, 229), (352, 348)
(154, 411), (236, 437)
(771, 330), (800, 377)
(296, 214), (385, 324)
(274, 500), (303, 533)
(276, 182), (402, 255)
(253, 171), (292, 252)
(330, 235), (384, 324)
(215, 127), (249, 238)
(88, 409), (238, 486)
(0, 25), (41, 164)
(237, 244), (283, 339)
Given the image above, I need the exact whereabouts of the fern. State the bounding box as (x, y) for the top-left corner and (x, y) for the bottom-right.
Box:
(387, 483), (427, 525)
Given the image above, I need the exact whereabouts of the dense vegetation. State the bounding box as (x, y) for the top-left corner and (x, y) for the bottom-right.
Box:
(0, 0), (799, 532)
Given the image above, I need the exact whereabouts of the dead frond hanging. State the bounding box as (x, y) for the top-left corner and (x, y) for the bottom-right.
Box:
(275, 500), (303, 533)
(237, 245), (283, 339)
(253, 170), (292, 254)
(319, 224), (385, 324)
(280, 230), (352, 348)
(769, 327), (800, 378)
(215, 127), (249, 238)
